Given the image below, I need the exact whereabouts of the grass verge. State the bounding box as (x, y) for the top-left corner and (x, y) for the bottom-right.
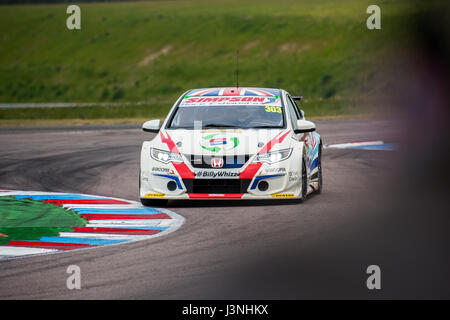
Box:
(0, 196), (86, 245)
(0, 0), (428, 123)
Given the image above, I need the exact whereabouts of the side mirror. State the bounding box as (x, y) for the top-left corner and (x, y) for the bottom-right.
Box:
(142, 119), (161, 133)
(294, 119), (315, 134)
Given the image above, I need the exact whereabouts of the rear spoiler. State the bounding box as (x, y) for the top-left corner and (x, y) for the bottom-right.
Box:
(292, 96), (303, 101)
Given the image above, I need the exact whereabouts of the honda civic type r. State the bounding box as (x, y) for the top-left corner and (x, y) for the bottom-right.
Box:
(139, 87), (323, 205)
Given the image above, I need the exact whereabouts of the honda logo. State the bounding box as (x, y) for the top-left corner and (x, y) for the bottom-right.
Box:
(211, 157), (224, 168)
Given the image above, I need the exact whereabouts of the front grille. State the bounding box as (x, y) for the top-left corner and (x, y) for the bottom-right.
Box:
(184, 154), (251, 169)
(183, 179), (251, 194)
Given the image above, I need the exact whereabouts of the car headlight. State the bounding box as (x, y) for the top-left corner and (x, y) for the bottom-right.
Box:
(151, 147), (184, 164)
(253, 148), (292, 164)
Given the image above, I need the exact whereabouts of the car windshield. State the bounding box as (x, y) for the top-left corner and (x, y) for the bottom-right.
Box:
(168, 105), (285, 129)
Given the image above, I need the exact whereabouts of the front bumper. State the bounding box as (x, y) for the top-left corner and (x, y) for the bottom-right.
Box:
(140, 170), (302, 200)
(140, 137), (305, 200)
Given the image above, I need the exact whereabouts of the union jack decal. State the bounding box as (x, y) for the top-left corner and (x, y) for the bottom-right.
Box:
(187, 87), (280, 97)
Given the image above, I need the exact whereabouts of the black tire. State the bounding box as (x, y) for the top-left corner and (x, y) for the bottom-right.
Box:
(299, 157), (308, 203)
(140, 198), (168, 207)
(315, 143), (323, 194)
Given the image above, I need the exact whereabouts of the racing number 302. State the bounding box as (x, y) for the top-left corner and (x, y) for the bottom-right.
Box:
(265, 106), (282, 113)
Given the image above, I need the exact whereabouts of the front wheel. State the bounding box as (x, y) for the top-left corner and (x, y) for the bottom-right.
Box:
(299, 157), (308, 203)
(315, 143), (323, 194)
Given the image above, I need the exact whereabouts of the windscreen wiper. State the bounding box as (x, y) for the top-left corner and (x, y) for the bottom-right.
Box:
(202, 124), (241, 128)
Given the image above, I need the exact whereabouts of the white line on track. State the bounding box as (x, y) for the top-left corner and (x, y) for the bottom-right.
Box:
(0, 246), (58, 257)
(325, 140), (384, 149)
(58, 232), (150, 241)
(86, 219), (177, 227)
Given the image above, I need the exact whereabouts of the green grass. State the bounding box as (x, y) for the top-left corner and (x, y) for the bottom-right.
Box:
(0, 0), (436, 122)
(0, 196), (86, 245)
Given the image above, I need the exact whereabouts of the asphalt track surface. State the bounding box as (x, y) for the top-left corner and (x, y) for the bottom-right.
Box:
(0, 119), (449, 299)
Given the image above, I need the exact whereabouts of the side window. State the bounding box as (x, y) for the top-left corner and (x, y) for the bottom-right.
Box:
(285, 95), (300, 128)
(292, 99), (304, 119)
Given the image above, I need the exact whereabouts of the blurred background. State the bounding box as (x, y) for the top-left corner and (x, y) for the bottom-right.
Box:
(0, 0), (442, 125)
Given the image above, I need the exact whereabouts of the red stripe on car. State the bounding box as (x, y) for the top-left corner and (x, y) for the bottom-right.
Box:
(188, 193), (244, 199)
(240, 130), (291, 179)
(160, 131), (195, 179)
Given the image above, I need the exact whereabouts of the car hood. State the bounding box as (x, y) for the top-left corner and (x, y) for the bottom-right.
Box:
(162, 129), (290, 156)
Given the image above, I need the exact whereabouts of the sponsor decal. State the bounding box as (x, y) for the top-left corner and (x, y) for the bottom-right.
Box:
(263, 167), (286, 174)
(200, 133), (240, 153)
(144, 192), (165, 198)
(210, 138), (227, 146)
(152, 167), (175, 174)
(181, 96), (280, 106)
(271, 193), (295, 199)
(194, 170), (239, 179)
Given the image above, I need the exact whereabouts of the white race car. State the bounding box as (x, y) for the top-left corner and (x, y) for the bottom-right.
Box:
(140, 87), (322, 205)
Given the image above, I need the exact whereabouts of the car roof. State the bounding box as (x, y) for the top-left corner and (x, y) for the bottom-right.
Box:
(185, 87), (282, 97)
